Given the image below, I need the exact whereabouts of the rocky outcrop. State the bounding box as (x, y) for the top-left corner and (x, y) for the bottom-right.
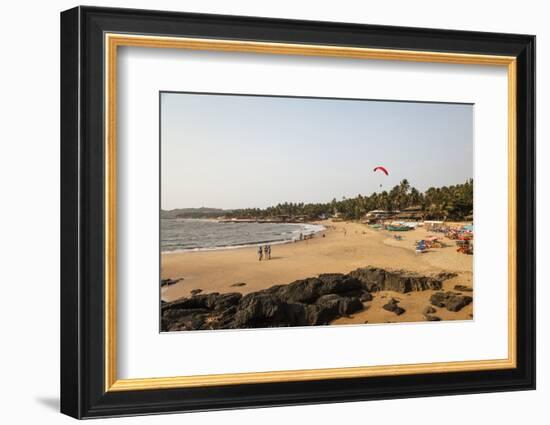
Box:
(423, 306), (437, 315)
(454, 285), (473, 292)
(360, 292), (373, 302)
(162, 267), (456, 331)
(160, 277), (183, 287)
(264, 274), (366, 303)
(162, 273), (366, 331)
(430, 291), (473, 312)
(422, 305), (440, 320)
(382, 298), (405, 315)
(348, 267), (452, 293)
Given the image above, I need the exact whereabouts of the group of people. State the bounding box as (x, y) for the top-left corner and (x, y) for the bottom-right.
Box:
(257, 244), (272, 261)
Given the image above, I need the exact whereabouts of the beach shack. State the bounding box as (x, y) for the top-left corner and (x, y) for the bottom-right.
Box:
(393, 205), (425, 222)
(363, 209), (396, 224)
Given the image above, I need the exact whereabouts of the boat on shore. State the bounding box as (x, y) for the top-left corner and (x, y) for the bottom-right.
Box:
(386, 224), (412, 231)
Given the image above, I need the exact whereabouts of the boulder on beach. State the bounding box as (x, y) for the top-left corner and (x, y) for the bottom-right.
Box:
(348, 266), (451, 293)
(268, 274), (365, 303)
(161, 266), (459, 331)
(423, 306), (437, 315)
(160, 277), (183, 287)
(454, 284), (473, 292)
(382, 298), (405, 315)
(430, 291), (473, 312)
(360, 292), (373, 302)
(161, 273), (368, 331)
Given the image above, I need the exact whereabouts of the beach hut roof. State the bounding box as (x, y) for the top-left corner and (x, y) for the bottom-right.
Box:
(403, 205), (423, 211)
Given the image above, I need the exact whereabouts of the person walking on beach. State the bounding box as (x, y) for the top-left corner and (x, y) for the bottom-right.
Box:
(258, 245), (263, 261)
(266, 244), (271, 260)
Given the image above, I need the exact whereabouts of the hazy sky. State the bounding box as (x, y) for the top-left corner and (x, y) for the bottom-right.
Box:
(161, 92), (473, 210)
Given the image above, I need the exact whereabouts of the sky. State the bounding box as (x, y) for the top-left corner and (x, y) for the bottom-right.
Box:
(161, 92), (473, 210)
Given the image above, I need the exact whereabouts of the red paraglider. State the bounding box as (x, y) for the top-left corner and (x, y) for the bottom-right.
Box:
(373, 166), (389, 176)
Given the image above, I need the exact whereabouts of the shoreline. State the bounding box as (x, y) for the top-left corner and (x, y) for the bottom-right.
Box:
(161, 220), (326, 254)
(161, 220), (472, 292)
(161, 219), (473, 328)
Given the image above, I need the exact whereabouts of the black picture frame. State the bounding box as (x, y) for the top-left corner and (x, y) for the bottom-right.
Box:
(61, 5), (535, 419)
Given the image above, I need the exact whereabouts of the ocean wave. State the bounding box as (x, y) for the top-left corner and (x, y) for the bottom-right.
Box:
(162, 222), (326, 253)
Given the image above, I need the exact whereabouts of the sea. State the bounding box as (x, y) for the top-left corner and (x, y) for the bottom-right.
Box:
(161, 219), (325, 253)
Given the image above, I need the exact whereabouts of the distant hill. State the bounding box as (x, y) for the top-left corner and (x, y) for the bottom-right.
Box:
(161, 207), (229, 219)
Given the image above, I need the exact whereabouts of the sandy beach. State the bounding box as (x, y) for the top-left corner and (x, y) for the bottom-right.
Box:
(161, 220), (473, 325)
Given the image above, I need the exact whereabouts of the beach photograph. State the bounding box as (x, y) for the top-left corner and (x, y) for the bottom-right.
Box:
(160, 92), (474, 332)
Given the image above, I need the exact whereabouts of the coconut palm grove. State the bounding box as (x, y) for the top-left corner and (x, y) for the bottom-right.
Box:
(222, 179), (474, 222)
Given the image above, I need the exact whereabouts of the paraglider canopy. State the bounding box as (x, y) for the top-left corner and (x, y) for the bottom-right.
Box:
(373, 166), (389, 176)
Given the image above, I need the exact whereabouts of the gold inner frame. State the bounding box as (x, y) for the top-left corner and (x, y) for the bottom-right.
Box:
(104, 33), (517, 392)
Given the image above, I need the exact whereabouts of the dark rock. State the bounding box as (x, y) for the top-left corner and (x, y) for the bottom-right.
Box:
(429, 292), (448, 308)
(162, 307), (209, 321)
(430, 291), (473, 312)
(213, 292), (242, 310)
(348, 266), (447, 293)
(383, 272), (411, 292)
(382, 298), (405, 315)
(437, 272), (458, 280)
(424, 314), (441, 321)
(423, 306), (437, 315)
(161, 268), (462, 331)
(160, 277), (183, 287)
(309, 295), (343, 325)
(162, 297), (201, 311)
(348, 267), (385, 292)
(454, 285), (473, 292)
(268, 275), (364, 304)
(162, 308), (211, 331)
(190, 289), (202, 296)
(233, 293), (285, 327)
(232, 293), (308, 328)
(162, 289), (364, 330)
(359, 292), (373, 302)
(319, 294), (363, 315)
(446, 294), (473, 312)
(307, 295), (363, 325)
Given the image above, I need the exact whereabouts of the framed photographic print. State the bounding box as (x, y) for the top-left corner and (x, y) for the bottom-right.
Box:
(60, 6), (536, 419)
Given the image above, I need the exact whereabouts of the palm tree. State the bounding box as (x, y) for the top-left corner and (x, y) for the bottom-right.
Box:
(223, 179), (473, 222)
